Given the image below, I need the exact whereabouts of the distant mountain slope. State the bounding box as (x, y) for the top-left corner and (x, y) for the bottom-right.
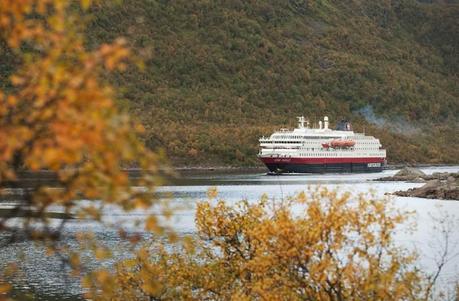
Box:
(2, 0), (458, 166)
(84, 0), (458, 166)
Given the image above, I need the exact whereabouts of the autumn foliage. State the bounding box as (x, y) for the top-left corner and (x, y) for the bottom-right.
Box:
(0, 1), (170, 292)
(0, 1), (456, 300)
(84, 188), (441, 301)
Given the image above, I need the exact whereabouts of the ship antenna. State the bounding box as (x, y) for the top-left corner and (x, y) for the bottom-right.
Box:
(297, 116), (305, 129)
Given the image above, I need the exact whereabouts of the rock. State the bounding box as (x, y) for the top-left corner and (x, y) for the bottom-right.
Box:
(374, 176), (397, 181)
(375, 167), (426, 182)
(375, 168), (459, 199)
(411, 180), (439, 197)
(392, 178), (459, 200)
(411, 177), (427, 183)
(425, 172), (449, 180)
(394, 167), (426, 178)
(423, 179), (441, 189)
(444, 188), (459, 200)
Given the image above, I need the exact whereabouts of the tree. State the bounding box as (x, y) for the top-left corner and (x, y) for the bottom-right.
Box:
(1, 1), (457, 299)
(0, 0), (169, 293)
(87, 188), (443, 301)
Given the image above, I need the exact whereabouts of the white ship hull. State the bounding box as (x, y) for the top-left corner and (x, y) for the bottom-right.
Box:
(258, 116), (386, 174)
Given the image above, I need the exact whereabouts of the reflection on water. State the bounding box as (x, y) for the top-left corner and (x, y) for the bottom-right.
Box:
(1, 166), (458, 299)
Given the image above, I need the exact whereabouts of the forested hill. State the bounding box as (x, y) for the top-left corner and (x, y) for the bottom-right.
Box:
(3, 0), (459, 166)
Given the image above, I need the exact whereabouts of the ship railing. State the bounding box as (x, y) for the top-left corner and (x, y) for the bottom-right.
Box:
(261, 154), (292, 158)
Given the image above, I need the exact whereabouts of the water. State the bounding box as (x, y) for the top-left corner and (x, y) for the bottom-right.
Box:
(1, 166), (458, 299)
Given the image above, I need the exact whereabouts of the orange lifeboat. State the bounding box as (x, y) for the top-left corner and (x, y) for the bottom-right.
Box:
(344, 140), (355, 147)
(330, 139), (355, 148)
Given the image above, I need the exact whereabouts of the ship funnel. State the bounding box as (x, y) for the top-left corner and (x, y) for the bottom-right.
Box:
(324, 116), (329, 130)
(319, 120), (323, 129)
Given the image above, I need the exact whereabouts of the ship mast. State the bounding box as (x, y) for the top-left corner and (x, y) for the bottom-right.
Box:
(297, 116), (308, 129)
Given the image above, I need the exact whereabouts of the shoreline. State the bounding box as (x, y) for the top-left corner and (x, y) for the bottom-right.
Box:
(175, 166), (267, 175)
(2, 164), (457, 185)
(173, 163), (458, 174)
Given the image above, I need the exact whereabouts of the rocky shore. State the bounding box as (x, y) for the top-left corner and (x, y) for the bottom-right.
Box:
(376, 167), (459, 200)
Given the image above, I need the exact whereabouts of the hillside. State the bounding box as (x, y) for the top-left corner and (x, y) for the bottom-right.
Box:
(2, 0), (459, 166)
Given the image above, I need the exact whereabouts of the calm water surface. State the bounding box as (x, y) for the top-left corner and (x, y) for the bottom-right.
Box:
(1, 166), (458, 299)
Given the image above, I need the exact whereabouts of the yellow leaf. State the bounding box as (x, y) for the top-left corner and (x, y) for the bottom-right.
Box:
(207, 186), (218, 199)
(0, 283), (12, 294)
(95, 270), (110, 284)
(69, 253), (81, 268)
(145, 215), (158, 232)
(81, 0), (91, 10)
(183, 235), (195, 254)
(95, 247), (111, 260)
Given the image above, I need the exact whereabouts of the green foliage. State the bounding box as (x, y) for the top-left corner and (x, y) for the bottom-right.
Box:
(4, 0), (459, 165)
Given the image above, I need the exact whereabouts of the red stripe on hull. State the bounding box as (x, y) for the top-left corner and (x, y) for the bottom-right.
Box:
(259, 157), (385, 164)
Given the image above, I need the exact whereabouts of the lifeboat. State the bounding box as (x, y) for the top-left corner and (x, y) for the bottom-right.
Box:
(322, 143), (330, 148)
(344, 140), (355, 147)
(330, 139), (355, 148)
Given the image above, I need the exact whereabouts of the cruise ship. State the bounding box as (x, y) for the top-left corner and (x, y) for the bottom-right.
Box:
(258, 116), (386, 173)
